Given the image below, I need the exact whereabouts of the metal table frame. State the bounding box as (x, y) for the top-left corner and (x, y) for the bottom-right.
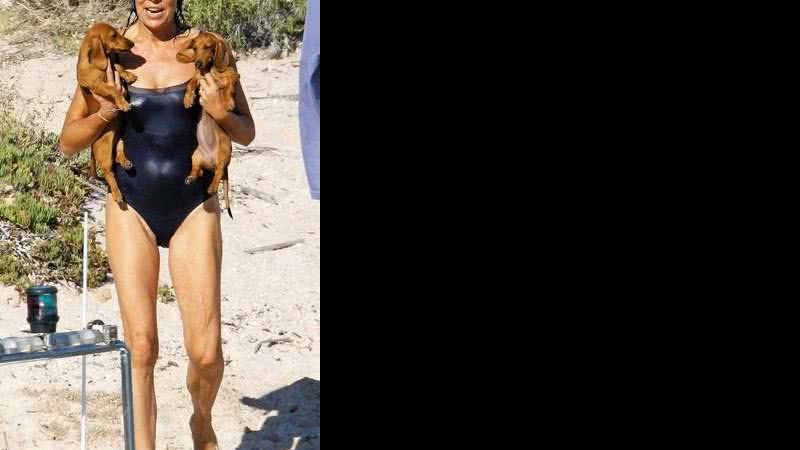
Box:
(0, 340), (135, 450)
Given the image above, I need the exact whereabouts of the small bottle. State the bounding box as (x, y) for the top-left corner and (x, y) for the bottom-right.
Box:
(26, 286), (60, 334)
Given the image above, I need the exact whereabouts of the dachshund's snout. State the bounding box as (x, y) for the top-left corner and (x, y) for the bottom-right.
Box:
(196, 61), (203, 69)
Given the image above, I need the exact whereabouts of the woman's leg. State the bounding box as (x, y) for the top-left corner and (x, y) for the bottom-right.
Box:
(106, 197), (161, 450)
(168, 196), (224, 450)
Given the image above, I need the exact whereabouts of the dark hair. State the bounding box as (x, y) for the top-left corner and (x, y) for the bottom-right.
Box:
(126, 0), (190, 33)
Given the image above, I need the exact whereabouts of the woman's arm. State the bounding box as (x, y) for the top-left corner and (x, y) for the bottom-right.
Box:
(199, 73), (256, 146)
(59, 61), (126, 157)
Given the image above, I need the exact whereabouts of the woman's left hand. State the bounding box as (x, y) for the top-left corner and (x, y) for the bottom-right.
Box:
(199, 74), (229, 121)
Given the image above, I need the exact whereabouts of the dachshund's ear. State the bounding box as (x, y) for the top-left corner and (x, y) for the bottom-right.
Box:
(89, 37), (108, 71)
(177, 38), (197, 63)
(214, 39), (231, 72)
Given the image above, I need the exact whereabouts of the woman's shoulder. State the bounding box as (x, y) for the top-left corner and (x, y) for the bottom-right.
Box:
(184, 28), (228, 41)
(122, 22), (136, 38)
(182, 28), (235, 48)
(182, 27), (229, 44)
(185, 27), (202, 39)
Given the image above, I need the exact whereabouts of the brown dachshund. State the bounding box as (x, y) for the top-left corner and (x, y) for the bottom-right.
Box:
(176, 32), (239, 218)
(77, 23), (137, 203)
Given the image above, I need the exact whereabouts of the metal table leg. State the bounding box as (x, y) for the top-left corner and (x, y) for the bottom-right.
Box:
(117, 342), (136, 450)
(1, 338), (136, 450)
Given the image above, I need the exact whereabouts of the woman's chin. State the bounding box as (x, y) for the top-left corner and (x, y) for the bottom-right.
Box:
(140, 14), (174, 31)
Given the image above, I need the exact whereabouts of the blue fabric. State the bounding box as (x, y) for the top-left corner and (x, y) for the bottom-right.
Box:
(299, 0), (321, 200)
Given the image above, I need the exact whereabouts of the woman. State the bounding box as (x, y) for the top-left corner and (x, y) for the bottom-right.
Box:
(59, 1), (255, 448)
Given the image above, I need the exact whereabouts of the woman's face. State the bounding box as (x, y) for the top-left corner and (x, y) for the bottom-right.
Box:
(135, 0), (179, 31)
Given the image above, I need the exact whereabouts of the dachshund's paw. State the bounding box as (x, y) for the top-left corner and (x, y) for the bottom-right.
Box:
(184, 92), (197, 109)
(207, 184), (220, 195)
(121, 71), (138, 84)
(116, 98), (131, 112)
(111, 190), (124, 204)
(185, 176), (197, 185)
(119, 160), (133, 170)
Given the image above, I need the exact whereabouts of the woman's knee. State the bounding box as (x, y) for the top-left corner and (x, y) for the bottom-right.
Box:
(187, 345), (223, 372)
(128, 331), (159, 368)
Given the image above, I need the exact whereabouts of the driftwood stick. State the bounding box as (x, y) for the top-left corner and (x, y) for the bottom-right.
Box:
(245, 239), (305, 255)
(233, 144), (281, 155)
(255, 338), (294, 353)
(249, 94), (299, 101)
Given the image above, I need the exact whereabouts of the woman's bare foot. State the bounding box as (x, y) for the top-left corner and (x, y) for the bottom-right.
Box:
(190, 414), (219, 450)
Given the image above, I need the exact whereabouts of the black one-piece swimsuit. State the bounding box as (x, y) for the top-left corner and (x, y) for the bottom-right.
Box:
(114, 81), (214, 248)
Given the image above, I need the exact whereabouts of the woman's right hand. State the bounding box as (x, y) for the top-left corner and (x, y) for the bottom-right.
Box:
(91, 57), (126, 114)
